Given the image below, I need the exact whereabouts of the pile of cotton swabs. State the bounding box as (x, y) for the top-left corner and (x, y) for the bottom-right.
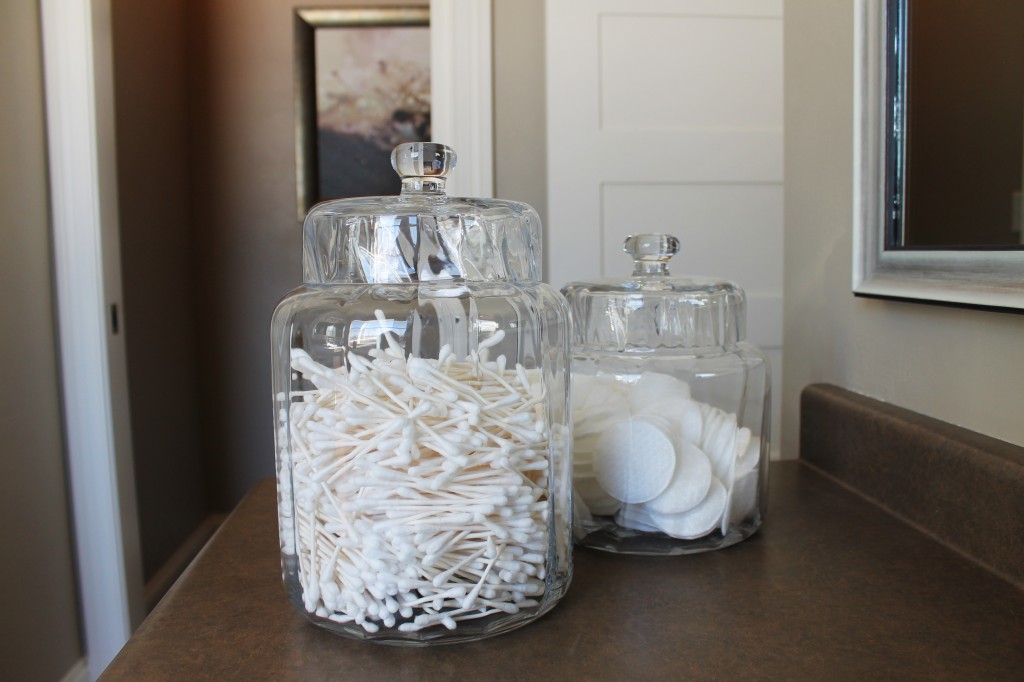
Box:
(278, 318), (551, 633)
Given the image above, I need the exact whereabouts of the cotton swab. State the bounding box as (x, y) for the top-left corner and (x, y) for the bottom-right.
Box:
(277, 315), (554, 635)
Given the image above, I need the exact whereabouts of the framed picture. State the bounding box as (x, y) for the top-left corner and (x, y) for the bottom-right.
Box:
(294, 7), (431, 219)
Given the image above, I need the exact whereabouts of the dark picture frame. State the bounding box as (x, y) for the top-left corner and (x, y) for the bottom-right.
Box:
(294, 7), (431, 220)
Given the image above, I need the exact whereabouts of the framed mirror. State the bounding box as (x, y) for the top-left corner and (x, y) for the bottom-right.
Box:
(853, 0), (1024, 310)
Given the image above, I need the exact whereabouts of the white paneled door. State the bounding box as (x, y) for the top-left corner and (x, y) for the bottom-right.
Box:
(545, 0), (784, 456)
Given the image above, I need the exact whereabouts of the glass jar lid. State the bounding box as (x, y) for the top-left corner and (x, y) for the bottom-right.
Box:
(302, 142), (542, 285)
(561, 234), (747, 351)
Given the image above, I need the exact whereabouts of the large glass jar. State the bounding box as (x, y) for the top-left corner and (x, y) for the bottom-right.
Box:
(562, 234), (770, 555)
(271, 143), (572, 644)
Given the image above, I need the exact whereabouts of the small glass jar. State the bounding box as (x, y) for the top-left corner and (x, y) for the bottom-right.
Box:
(271, 143), (572, 643)
(562, 234), (770, 555)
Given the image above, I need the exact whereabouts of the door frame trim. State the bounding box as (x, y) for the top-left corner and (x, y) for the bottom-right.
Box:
(41, 0), (144, 677)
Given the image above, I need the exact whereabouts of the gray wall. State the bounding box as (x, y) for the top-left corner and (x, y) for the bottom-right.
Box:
(182, 0), (543, 510)
(185, 0), (428, 509)
(111, 0), (207, 581)
(490, 0), (1024, 460)
(110, 0), (540, 581)
(782, 0), (1024, 455)
(9, 1), (1024, 678)
(0, 1), (84, 679)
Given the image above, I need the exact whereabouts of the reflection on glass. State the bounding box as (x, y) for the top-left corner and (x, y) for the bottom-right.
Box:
(889, 0), (1024, 249)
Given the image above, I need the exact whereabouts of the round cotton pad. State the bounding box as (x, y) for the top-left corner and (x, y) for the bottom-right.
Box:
(575, 476), (622, 516)
(627, 371), (691, 414)
(634, 397), (704, 445)
(735, 433), (760, 477)
(573, 373), (629, 413)
(677, 400), (704, 444)
(593, 419), (676, 503)
(724, 432), (757, 532)
(647, 441), (713, 514)
(728, 467), (759, 522)
(615, 503), (663, 533)
(702, 408), (738, 481)
(572, 376), (631, 438)
(650, 478), (727, 540)
(733, 427), (752, 467)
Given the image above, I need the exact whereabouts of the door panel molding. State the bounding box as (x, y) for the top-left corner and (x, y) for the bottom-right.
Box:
(545, 0), (784, 457)
(430, 0), (494, 198)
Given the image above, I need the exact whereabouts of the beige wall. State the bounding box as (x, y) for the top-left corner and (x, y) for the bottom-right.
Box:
(182, 0), (547, 508)
(112, 0), (207, 581)
(112, 0), (542, 567)
(493, 0), (548, 248)
(0, 1), (84, 679)
(782, 0), (1024, 456)
(492, 0), (1024, 459)
(9, 2), (1021, 677)
(186, 0), (429, 508)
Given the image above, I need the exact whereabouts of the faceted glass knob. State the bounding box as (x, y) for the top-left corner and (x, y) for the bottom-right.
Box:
(624, 234), (680, 276)
(392, 143), (457, 194)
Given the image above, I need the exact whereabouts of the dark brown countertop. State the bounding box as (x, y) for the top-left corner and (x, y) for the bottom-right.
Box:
(101, 461), (1024, 681)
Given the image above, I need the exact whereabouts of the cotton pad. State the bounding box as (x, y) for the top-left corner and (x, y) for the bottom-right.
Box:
(677, 400), (704, 444)
(575, 476), (623, 516)
(701, 407), (738, 482)
(647, 440), (713, 515)
(634, 397), (704, 446)
(615, 503), (663, 533)
(572, 373), (629, 413)
(735, 432), (760, 477)
(649, 478), (727, 540)
(728, 467), (760, 522)
(627, 371), (692, 414)
(572, 375), (631, 438)
(592, 418), (676, 503)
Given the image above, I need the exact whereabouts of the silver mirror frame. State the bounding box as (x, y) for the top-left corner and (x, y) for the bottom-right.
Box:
(852, 0), (1024, 311)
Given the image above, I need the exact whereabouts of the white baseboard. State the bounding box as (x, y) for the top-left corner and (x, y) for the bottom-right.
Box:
(60, 659), (89, 682)
(143, 513), (226, 612)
